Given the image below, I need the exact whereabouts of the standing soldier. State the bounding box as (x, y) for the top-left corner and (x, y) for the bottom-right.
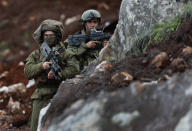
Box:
(66, 9), (109, 70)
(24, 19), (80, 131)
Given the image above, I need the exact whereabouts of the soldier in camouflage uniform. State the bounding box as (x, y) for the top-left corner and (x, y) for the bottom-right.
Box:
(66, 9), (108, 70)
(24, 19), (80, 131)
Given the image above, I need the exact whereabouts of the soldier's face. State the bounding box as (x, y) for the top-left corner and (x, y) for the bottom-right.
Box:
(44, 31), (56, 46)
(44, 31), (55, 39)
(85, 19), (99, 32)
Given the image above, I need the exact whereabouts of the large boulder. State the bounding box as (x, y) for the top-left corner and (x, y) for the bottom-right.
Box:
(47, 70), (192, 131)
(100, 0), (190, 61)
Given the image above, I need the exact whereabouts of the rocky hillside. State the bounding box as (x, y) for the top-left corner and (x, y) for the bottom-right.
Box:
(40, 0), (192, 131)
(0, 0), (120, 130)
(2, 0), (192, 131)
(41, 20), (192, 131)
(0, 0), (120, 65)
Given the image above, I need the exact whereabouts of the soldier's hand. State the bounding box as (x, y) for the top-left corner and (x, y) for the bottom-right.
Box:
(48, 71), (54, 79)
(86, 41), (100, 48)
(43, 62), (52, 70)
(103, 40), (109, 47)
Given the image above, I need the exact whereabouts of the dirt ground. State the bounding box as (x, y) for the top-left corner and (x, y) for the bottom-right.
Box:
(0, 0), (120, 64)
(2, 0), (192, 130)
(0, 0), (121, 130)
(80, 20), (192, 91)
(105, 21), (192, 89)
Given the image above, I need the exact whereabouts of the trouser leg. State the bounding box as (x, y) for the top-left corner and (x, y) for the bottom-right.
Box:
(30, 99), (50, 131)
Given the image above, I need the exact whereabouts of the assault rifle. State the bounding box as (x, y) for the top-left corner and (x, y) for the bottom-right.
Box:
(68, 29), (111, 47)
(40, 42), (64, 80)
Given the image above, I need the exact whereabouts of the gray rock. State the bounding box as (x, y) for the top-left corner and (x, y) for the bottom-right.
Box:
(100, 0), (189, 61)
(48, 98), (107, 131)
(47, 70), (192, 131)
(175, 104), (192, 131)
(185, 85), (192, 96)
(112, 111), (140, 127)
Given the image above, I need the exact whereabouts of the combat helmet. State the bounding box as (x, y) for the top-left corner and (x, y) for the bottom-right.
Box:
(80, 9), (101, 24)
(33, 19), (64, 44)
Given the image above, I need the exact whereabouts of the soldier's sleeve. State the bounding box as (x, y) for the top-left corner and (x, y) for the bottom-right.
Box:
(60, 50), (80, 80)
(24, 50), (44, 79)
(67, 39), (88, 56)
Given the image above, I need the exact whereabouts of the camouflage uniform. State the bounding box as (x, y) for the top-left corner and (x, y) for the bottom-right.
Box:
(24, 19), (80, 131)
(66, 9), (104, 70)
(66, 29), (103, 70)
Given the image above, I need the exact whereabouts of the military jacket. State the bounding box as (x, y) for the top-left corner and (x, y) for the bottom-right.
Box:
(24, 43), (80, 99)
(66, 29), (104, 70)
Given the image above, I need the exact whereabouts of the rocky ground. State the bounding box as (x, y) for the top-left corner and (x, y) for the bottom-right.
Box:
(1, 0), (192, 130)
(47, 70), (192, 131)
(43, 19), (192, 129)
(0, 0), (119, 64)
(0, 0), (120, 130)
